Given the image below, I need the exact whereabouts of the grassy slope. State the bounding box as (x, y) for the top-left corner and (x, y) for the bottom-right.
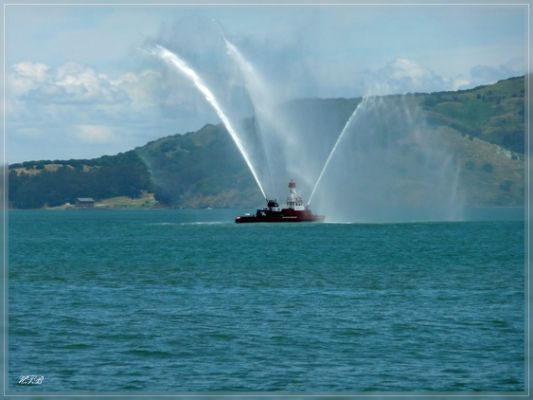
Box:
(135, 124), (263, 208)
(418, 77), (525, 207)
(420, 76), (524, 153)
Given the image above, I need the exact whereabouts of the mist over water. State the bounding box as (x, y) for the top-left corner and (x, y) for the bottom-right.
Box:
(313, 95), (464, 222)
(224, 37), (307, 198)
(223, 39), (464, 222)
(151, 31), (464, 222)
(308, 97), (369, 206)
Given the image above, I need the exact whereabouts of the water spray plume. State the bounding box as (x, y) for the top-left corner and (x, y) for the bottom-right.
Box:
(223, 38), (274, 189)
(152, 44), (267, 200)
(223, 36), (301, 199)
(307, 97), (369, 206)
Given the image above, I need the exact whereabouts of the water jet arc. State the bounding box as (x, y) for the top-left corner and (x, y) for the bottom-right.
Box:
(152, 44), (267, 200)
(307, 97), (368, 206)
(223, 36), (280, 198)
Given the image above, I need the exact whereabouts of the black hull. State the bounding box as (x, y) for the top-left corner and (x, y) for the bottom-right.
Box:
(235, 209), (324, 223)
(235, 216), (324, 223)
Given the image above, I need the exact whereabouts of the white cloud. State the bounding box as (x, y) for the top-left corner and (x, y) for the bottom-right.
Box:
(361, 57), (524, 96)
(366, 58), (450, 95)
(75, 124), (116, 144)
(388, 58), (428, 81)
(111, 70), (163, 107)
(51, 63), (128, 104)
(8, 61), (139, 105)
(9, 62), (50, 96)
(8, 60), (218, 112)
(13, 62), (49, 80)
(6, 59), (223, 162)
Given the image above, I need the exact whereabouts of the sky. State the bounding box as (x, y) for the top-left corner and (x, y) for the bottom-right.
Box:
(4, 4), (529, 163)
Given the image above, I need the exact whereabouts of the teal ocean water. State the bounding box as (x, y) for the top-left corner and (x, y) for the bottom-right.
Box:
(8, 209), (525, 393)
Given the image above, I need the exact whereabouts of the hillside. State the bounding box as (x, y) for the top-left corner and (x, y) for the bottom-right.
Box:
(8, 76), (525, 209)
(421, 76), (525, 153)
(9, 151), (152, 209)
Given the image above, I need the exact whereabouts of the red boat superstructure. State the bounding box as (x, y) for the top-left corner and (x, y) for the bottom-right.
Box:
(235, 180), (324, 223)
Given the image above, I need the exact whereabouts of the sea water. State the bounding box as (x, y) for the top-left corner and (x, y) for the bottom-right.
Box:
(8, 209), (525, 393)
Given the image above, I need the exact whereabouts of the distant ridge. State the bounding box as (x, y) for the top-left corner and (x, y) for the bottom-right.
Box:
(8, 76), (525, 209)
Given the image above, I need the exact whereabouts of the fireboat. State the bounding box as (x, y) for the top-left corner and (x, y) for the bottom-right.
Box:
(235, 180), (325, 223)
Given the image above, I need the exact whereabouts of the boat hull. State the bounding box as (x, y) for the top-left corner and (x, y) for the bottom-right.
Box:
(235, 209), (324, 223)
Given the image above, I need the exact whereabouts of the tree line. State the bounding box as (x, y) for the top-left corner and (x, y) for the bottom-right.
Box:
(9, 151), (152, 208)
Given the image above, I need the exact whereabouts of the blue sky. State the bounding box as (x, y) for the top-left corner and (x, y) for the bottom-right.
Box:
(5, 4), (528, 163)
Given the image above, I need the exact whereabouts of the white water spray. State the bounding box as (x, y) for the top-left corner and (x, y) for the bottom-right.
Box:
(152, 44), (267, 199)
(307, 97), (369, 206)
(223, 38), (275, 193)
(223, 37), (302, 197)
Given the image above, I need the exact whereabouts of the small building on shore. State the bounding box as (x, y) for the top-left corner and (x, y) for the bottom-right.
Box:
(76, 197), (95, 208)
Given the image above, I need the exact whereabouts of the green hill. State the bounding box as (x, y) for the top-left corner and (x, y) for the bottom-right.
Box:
(421, 76), (524, 153)
(9, 152), (152, 209)
(8, 76), (525, 209)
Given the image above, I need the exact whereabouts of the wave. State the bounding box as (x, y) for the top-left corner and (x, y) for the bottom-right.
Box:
(145, 221), (230, 227)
